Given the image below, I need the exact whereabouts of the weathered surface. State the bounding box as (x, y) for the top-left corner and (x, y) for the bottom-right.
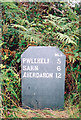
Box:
(21, 46), (66, 109)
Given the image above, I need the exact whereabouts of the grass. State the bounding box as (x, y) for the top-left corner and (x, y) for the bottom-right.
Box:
(65, 105), (80, 118)
(1, 103), (80, 118)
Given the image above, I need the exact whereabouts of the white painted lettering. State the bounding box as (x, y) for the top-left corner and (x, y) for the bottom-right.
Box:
(22, 58), (49, 64)
(23, 72), (53, 78)
(57, 58), (61, 64)
(56, 73), (61, 78)
(23, 58), (26, 63)
(23, 72), (26, 77)
(57, 66), (61, 71)
(23, 65), (38, 71)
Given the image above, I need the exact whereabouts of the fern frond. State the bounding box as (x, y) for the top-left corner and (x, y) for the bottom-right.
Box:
(43, 19), (63, 31)
(2, 2), (24, 14)
(56, 32), (77, 45)
(11, 24), (28, 31)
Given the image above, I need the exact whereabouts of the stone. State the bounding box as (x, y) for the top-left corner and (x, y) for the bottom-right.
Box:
(21, 46), (66, 109)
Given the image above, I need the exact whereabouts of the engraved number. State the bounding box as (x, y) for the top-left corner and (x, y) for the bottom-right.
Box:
(57, 66), (61, 71)
(56, 73), (61, 78)
(57, 58), (61, 64)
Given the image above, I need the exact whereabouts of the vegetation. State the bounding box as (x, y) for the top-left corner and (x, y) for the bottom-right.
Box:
(0, 1), (80, 118)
